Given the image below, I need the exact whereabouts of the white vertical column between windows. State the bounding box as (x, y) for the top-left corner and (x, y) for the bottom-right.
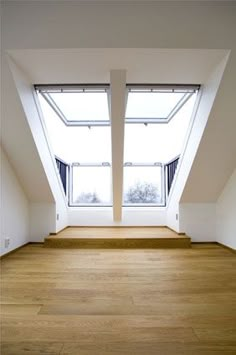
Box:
(110, 70), (126, 221)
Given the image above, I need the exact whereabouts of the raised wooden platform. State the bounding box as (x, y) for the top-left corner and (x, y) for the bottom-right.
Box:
(44, 227), (191, 248)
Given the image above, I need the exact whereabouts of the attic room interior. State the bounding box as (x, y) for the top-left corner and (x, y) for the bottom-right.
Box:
(1, 1), (236, 354)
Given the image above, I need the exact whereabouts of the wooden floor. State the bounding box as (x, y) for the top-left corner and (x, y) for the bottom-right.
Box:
(45, 227), (191, 248)
(1, 244), (236, 354)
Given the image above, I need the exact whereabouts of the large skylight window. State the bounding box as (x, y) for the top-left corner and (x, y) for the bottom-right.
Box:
(123, 86), (199, 206)
(36, 85), (112, 206)
(36, 83), (199, 209)
(36, 85), (110, 126)
(37, 89), (111, 164)
(125, 85), (198, 123)
(124, 91), (198, 163)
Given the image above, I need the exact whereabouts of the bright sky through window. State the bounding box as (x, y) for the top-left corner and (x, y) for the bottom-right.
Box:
(124, 92), (197, 163)
(126, 91), (185, 119)
(50, 92), (109, 122)
(38, 94), (111, 164)
(72, 166), (112, 205)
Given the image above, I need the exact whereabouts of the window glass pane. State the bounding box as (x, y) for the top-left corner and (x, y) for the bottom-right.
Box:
(38, 95), (111, 163)
(49, 92), (109, 121)
(72, 166), (112, 205)
(124, 93), (197, 163)
(126, 92), (185, 119)
(123, 166), (163, 205)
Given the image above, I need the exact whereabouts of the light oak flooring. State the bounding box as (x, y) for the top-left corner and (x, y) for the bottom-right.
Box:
(49, 227), (183, 239)
(1, 243), (236, 354)
(45, 227), (191, 248)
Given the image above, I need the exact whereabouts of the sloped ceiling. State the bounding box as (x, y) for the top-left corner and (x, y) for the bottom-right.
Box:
(1, 56), (55, 203)
(6, 48), (226, 85)
(181, 54), (236, 202)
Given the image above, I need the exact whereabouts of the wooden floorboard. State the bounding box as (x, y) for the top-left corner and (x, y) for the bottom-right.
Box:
(44, 227), (191, 248)
(49, 227), (184, 239)
(1, 244), (236, 354)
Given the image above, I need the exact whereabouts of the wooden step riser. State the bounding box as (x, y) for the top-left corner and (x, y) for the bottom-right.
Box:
(44, 238), (191, 249)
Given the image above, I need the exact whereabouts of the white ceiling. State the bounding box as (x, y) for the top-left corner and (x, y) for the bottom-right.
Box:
(8, 48), (227, 85)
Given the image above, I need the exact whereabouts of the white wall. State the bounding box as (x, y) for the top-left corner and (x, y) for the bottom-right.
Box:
(181, 54), (235, 204)
(166, 55), (229, 233)
(217, 168), (236, 250)
(69, 208), (166, 227)
(8, 58), (69, 234)
(30, 203), (55, 242)
(1, 54), (54, 203)
(180, 203), (216, 242)
(0, 146), (29, 256)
